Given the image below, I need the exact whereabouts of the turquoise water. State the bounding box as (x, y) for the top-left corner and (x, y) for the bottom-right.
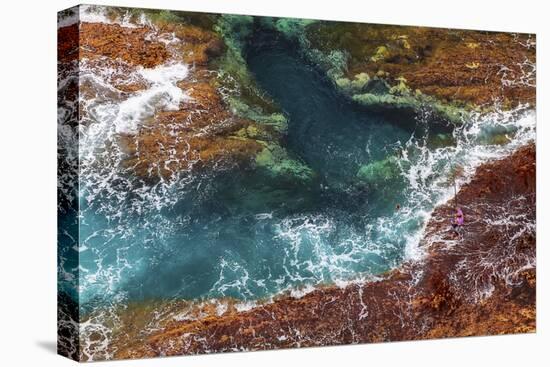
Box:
(58, 28), (534, 315)
(247, 31), (418, 210)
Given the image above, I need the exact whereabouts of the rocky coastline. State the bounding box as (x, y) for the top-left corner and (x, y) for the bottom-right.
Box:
(62, 8), (536, 182)
(115, 143), (535, 359)
(278, 21), (536, 121)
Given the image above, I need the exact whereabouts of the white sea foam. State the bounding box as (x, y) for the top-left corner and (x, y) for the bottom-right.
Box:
(67, 7), (196, 310)
(79, 4), (153, 28)
(290, 284), (316, 298)
(396, 106), (535, 261)
(114, 63), (189, 134)
(234, 300), (258, 312)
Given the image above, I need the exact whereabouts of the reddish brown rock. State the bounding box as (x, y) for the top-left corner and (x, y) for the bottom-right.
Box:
(80, 23), (170, 67)
(155, 22), (226, 65)
(119, 72), (266, 180)
(74, 21), (269, 181)
(306, 24), (536, 107)
(58, 24), (79, 63)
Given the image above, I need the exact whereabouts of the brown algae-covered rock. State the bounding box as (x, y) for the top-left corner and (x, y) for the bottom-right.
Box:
(75, 14), (302, 182)
(300, 23), (535, 116)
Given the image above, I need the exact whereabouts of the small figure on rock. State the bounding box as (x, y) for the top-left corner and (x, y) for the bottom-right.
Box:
(450, 207), (464, 238)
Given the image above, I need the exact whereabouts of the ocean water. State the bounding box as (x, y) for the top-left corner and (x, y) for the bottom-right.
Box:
(58, 8), (536, 324)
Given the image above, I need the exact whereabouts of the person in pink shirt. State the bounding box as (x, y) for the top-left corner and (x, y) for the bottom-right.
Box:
(451, 207), (464, 237)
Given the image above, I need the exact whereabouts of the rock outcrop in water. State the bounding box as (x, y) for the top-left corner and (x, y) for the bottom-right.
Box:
(65, 10), (536, 181)
(75, 21), (257, 179)
(80, 23), (171, 68)
(278, 22), (536, 121)
(70, 11), (309, 182)
(115, 143), (535, 359)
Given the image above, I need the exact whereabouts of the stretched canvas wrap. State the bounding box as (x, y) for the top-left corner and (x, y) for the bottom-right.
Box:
(57, 4), (536, 361)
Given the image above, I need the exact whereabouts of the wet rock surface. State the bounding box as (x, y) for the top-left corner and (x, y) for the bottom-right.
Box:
(302, 24), (536, 112)
(71, 21), (282, 181)
(80, 23), (171, 68)
(114, 144), (535, 359)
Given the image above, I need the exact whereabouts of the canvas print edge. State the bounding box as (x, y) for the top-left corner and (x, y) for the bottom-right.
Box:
(57, 4), (536, 361)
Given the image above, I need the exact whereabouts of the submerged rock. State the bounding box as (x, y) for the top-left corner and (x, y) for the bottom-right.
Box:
(356, 156), (401, 185)
(352, 90), (467, 123)
(228, 97), (288, 133)
(486, 133), (512, 145)
(255, 143), (315, 184)
(426, 133), (456, 149)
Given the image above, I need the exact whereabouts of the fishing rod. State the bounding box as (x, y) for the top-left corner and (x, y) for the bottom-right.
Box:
(454, 174), (458, 209)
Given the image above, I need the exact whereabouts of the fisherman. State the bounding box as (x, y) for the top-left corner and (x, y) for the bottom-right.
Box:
(450, 207), (464, 237)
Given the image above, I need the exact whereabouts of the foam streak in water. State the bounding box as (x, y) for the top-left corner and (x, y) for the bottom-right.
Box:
(114, 63), (189, 134)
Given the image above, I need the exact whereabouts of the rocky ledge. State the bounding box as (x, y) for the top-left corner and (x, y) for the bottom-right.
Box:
(59, 11), (536, 182)
(58, 11), (312, 183)
(274, 21), (536, 121)
(115, 143), (535, 359)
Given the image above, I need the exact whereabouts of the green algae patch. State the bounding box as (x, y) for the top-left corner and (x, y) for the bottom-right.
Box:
(211, 15), (304, 176)
(309, 49), (349, 81)
(351, 72), (371, 91)
(274, 18), (317, 39)
(336, 72), (371, 94)
(352, 90), (468, 124)
(346, 74), (468, 124)
(356, 156), (401, 185)
(256, 144), (315, 184)
(234, 122), (284, 142)
(228, 97), (288, 133)
(100, 6), (219, 30)
(353, 93), (419, 110)
(371, 45), (390, 62)
(427, 133), (456, 149)
(486, 134), (512, 146)
(213, 15), (283, 120)
(215, 14), (254, 50)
